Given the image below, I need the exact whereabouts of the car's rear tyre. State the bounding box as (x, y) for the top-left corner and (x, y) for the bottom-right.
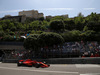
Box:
(17, 62), (21, 66)
(48, 64), (50, 67)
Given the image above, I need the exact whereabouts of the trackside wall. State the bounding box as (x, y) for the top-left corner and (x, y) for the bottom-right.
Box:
(2, 57), (100, 64)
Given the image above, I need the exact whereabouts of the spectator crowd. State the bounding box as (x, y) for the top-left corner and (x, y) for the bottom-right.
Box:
(3, 41), (100, 59)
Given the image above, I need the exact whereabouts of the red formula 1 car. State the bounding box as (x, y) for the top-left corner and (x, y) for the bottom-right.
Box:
(17, 59), (50, 68)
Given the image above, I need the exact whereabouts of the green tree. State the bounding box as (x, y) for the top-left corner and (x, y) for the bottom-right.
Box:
(70, 30), (81, 41)
(0, 25), (3, 30)
(74, 17), (85, 30)
(3, 35), (14, 41)
(16, 23), (25, 31)
(9, 31), (15, 35)
(86, 12), (99, 21)
(61, 30), (81, 41)
(51, 16), (64, 21)
(80, 30), (95, 41)
(24, 34), (40, 56)
(1, 20), (11, 30)
(64, 19), (75, 30)
(0, 31), (5, 37)
(77, 12), (84, 17)
(38, 32), (64, 47)
(30, 21), (40, 30)
(87, 21), (100, 32)
(83, 26), (88, 31)
(38, 17), (44, 21)
(61, 31), (73, 42)
(50, 20), (65, 32)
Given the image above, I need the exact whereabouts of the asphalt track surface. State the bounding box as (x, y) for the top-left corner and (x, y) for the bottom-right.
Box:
(0, 62), (100, 75)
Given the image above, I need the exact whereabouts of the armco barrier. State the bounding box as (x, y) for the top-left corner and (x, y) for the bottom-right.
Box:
(2, 59), (18, 63)
(2, 57), (100, 64)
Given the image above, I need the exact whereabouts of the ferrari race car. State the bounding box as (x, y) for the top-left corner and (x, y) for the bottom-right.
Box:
(17, 59), (50, 68)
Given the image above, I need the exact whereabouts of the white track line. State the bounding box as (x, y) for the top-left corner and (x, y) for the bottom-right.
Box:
(0, 66), (79, 74)
(80, 73), (100, 75)
(76, 64), (100, 68)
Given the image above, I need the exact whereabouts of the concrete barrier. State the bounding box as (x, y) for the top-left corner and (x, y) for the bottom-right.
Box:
(2, 57), (100, 64)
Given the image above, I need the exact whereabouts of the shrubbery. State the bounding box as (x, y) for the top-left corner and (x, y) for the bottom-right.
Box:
(0, 12), (100, 42)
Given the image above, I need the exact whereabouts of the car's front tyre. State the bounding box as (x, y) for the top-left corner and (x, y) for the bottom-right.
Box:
(17, 62), (21, 66)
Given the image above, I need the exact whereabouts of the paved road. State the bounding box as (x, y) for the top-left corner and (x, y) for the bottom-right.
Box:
(0, 63), (100, 75)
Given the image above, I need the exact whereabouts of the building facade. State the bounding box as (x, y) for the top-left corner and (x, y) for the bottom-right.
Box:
(19, 10), (44, 19)
(46, 15), (53, 20)
(2, 15), (26, 23)
(61, 14), (68, 18)
(46, 14), (68, 20)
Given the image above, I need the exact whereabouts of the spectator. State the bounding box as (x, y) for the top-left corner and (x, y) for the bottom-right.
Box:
(95, 52), (99, 57)
(90, 53), (94, 57)
(82, 54), (85, 58)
